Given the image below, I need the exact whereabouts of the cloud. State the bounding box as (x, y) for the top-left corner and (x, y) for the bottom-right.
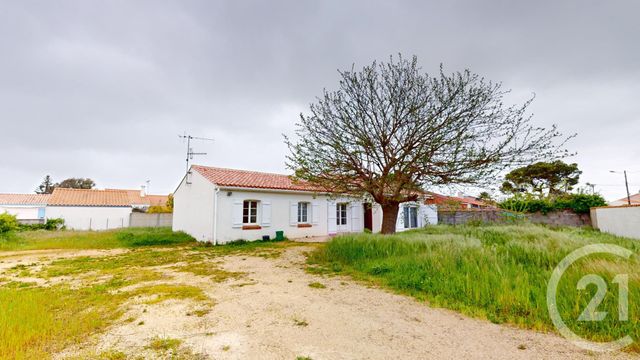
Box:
(0, 0), (638, 200)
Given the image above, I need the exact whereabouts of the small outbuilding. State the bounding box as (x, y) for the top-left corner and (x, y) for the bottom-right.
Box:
(46, 188), (133, 230)
(0, 193), (50, 223)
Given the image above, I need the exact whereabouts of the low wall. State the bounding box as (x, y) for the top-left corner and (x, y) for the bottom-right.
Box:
(438, 209), (591, 227)
(129, 213), (173, 228)
(17, 219), (45, 225)
(591, 205), (640, 240)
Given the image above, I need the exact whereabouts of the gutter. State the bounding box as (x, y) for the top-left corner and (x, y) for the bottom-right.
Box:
(216, 185), (330, 196)
(213, 185), (220, 245)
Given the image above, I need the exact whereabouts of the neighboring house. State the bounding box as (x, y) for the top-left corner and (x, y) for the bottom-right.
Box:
(173, 165), (437, 244)
(609, 193), (640, 206)
(120, 189), (169, 211)
(46, 188), (133, 230)
(0, 194), (50, 222)
(426, 192), (493, 210)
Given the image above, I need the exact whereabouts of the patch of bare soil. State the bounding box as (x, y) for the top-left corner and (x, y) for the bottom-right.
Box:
(59, 246), (633, 359)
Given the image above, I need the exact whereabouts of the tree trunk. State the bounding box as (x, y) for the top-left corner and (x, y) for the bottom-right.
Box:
(380, 202), (400, 234)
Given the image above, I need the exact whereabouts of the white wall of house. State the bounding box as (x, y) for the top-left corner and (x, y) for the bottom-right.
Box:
(216, 190), (350, 244)
(0, 205), (45, 220)
(372, 202), (438, 233)
(593, 206), (640, 240)
(46, 206), (131, 230)
(172, 170), (216, 242)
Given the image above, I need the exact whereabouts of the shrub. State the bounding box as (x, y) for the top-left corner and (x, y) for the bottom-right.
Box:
(18, 218), (65, 231)
(0, 213), (19, 234)
(147, 206), (172, 214)
(498, 194), (606, 214)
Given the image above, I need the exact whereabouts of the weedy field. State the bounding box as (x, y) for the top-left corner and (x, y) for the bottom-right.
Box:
(307, 224), (640, 352)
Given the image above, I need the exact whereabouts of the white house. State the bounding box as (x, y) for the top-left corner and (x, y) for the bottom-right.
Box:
(172, 165), (437, 244)
(0, 194), (50, 222)
(46, 188), (134, 230)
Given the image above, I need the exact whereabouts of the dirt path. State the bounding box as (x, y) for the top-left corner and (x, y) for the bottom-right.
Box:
(62, 245), (633, 360)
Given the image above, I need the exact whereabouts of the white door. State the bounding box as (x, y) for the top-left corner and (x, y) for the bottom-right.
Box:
(336, 202), (349, 232)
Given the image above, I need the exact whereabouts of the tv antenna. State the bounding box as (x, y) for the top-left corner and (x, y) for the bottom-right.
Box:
(178, 133), (214, 173)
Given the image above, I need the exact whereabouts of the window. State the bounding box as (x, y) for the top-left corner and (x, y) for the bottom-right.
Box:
(403, 206), (418, 229)
(336, 203), (348, 225)
(243, 200), (258, 224)
(298, 202), (309, 223)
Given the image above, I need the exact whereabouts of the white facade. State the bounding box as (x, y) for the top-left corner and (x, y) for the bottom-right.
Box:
(370, 202), (438, 233)
(173, 170), (367, 244)
(46, 206), (131, 230)
(173, 168), (438, 244)
(593, 206), (640, 240)
(0, 205), (45, 220)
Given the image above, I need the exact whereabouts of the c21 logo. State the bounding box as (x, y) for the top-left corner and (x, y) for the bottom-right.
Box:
(547, 244), (634, 352)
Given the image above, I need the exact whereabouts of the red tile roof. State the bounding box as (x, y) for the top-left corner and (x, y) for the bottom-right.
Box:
(0, 193), (50, 205)
(48, 188), (131, 207)
(192, 165), (323, 192)
(425, 192), (493, 208)
(610, 193), (640, 205)
(121, 190), (169, 207)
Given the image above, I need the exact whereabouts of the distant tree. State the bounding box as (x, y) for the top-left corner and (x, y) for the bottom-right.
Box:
(55, 178), (96, 190)
(35, 175), (55, 194)
(477, 191), (495, 204)
(166, 194), (174, 210)
(500, 161), (581, 198)
(285, 55), (572, 234)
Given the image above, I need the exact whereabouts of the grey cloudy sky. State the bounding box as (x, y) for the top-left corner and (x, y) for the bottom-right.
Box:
(1, 0), (639, 200)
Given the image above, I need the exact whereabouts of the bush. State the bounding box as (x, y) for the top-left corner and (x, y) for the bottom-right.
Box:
(18, 218), (65, 231)
(499, 194), (606, 214)
(0, 213), (19, 234)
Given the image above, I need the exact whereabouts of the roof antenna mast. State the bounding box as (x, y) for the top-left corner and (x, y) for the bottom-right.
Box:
(178, 132), (215, 173)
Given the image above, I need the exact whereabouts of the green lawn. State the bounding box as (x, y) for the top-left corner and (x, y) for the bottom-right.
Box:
(0, 227), (196, 251)
(307, 224), (640, 351)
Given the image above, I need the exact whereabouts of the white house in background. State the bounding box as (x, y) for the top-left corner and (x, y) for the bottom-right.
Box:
(172, 165), (437, 244)
(0, 194), (50, 221)
(46, 188), (133, 230)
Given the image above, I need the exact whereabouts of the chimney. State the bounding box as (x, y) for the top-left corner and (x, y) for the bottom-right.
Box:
(140, 185), (146, 197)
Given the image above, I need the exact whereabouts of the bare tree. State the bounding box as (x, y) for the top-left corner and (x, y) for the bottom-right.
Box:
(285, 55), (573, 233)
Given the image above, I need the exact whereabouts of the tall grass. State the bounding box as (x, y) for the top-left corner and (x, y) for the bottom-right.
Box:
(308, 225), (640, 351)
(0, 227), (195, 251)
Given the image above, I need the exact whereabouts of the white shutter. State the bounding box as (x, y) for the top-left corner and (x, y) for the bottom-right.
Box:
(350, 202), (361, 232)
(418, 204), (426, 228)
(232, 200), (243, 228)
(327, 200), (337, 234)
(396, 204), (405, 232)
(261, 201), (272, 227)
(425, 204), (438, 225)
(290, 201), (298, 226)
(312, 201), (320, 225)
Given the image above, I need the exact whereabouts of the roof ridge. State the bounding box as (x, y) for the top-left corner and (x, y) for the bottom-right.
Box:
(192, 164), (295, 178)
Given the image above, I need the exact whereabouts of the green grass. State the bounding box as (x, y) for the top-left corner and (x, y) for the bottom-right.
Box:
(308, 224), (640, 351)
(0, 227), (196, 251)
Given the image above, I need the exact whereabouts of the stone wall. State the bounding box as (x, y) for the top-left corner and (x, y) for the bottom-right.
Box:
(438, 209), (591, 227)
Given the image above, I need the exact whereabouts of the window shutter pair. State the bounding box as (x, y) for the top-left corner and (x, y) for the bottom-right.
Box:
(232, 200), (272, 228)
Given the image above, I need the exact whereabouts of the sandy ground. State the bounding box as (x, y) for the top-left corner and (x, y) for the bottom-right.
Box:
(44, 246), (636, 360)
